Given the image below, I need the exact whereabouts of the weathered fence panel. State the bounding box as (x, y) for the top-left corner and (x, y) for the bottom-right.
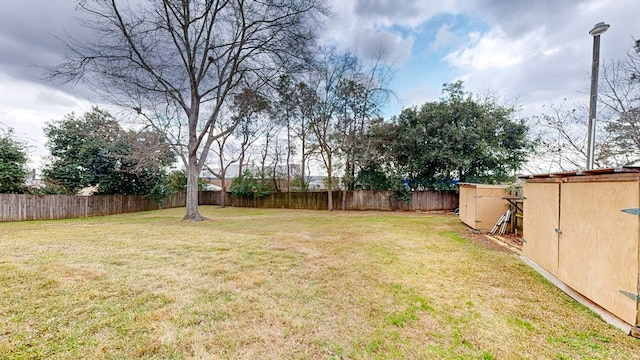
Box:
(198, 191), (232, 207)
(1, 190), (456, 222)
(228, 191), (336, 210)
(411, 190), (459, 211)
(0, 192), (187, 222)
(225, 190), (457, 212)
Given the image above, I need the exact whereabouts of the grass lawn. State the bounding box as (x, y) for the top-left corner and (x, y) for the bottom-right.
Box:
(1, 206), (639, 359)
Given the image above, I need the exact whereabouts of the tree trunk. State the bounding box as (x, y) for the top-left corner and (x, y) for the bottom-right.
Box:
(238, 154), (244, 176)
(327, 154), (333, 211)
(341, 157), (349, 211)
(301, 136), (307, 192)
(238, 137), (246, 176)
(183, 153), (204, 220)
(220, 170), (226, 208)
(286, 121), (291, 207)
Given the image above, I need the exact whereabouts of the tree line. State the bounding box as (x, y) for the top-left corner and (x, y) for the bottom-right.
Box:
(0, 75), (529, 211)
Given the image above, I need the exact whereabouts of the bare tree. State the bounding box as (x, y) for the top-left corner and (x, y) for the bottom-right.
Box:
(271, 74), (319, 204)
(531, 102), (591, 172)
(273, 75), (297, 203)
(248, 122), (281, 188)
(304, 50), (363, 210)
(205, 109), (238, 208)
(334, 51), (394, 210)
(206, 87), (270, 207)
(304, 48), (393, 211)
(599, 48), (640, 165)
(532, 62), (640, 171)
(48, 0), (327, 220)
(232, 88), (270, 176)
(531, 101), (625, 172)
(530, 39), (640, 173)
(293, 81), (319, 191)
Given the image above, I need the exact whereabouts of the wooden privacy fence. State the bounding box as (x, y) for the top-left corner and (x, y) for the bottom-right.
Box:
(0, 190), (457, 222)
(230, 190), (458, 211)
(0, 192), (186, 222)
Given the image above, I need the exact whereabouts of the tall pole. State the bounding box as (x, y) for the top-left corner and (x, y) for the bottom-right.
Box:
(586, 22), (610, 170)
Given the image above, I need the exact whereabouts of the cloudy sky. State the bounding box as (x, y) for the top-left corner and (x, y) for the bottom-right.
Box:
(1, 0), (638, 169)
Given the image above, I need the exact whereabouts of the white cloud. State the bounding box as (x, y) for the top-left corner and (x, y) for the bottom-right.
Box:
(577, 0), (610, 15)
(427, 23), (456, 53)
(353, 0), (459, 28)
(444, 29), (541, 71)
(324, 0), (462, 63)
(352, 28), (414, 65)
(0, 73), (93, 168)
(437, 0), (639, 124)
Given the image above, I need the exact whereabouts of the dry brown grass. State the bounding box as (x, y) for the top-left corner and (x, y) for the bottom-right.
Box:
(1, 206), (638, 359)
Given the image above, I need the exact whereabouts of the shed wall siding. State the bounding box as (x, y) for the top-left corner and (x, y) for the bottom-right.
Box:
(559, 181), (639, 325)
(522, 182), (560, 276)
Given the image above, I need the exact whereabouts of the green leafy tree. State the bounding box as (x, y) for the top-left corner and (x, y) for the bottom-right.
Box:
(0, 128), (28, 193)
(229, 170), (274, 199)
(43, 107), (175, 201)
(354, 163), (410, 203)
(386, 82), (530, 189)
(355, 163), (389, 191)
(353, 117), (397, 190)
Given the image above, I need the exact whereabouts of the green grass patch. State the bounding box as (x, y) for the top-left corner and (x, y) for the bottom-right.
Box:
(0, 207), (638, 359)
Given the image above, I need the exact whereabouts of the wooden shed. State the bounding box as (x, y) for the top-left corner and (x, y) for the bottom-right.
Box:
(458, 183), (509, 232)
(520, 168), (640, 336)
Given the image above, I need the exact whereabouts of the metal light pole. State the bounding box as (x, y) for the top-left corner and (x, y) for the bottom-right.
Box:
(586, 22), (610, 170)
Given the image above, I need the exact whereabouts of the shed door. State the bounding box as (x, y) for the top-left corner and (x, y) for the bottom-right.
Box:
(458, 185), (477, 229)
(523, 182), (560, 276)
(459, 185), (470, 226)
(467, 186), (477, 228)
(558, 181), (639, 326)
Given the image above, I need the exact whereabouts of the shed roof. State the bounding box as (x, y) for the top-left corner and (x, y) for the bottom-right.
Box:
(518, 167), (640, 182)
(458, 183), (508, 188)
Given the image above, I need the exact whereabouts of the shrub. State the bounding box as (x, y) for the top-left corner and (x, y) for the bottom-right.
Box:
(229, 170), (274, 198)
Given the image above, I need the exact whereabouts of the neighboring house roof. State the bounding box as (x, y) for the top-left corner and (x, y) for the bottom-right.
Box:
(201, 164), (303, 179)
(25, 169), (45, 189)
(78, 184), (99, 196)
(204, 178), (232, 191)
(200, 164), (243, 179)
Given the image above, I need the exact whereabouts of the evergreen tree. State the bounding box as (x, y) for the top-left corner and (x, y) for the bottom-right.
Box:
(0, 128), (28, 193)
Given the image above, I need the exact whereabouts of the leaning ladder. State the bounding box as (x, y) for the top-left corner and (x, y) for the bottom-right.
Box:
(490, 208), (511, 235)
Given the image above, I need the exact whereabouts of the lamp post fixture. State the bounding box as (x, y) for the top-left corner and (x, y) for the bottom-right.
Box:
(586, 21), (610, 170)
